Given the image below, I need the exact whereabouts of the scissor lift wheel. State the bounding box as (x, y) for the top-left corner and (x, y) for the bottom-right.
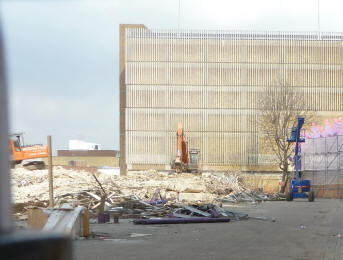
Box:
(286, 191), (293, 201)
(308, 191), (315, 202)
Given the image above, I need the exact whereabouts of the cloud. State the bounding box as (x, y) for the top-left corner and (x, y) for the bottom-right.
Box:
(1, 0), (343, 154)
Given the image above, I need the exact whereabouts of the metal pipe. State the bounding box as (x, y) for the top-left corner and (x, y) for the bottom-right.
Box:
(134, 217), (230, 225)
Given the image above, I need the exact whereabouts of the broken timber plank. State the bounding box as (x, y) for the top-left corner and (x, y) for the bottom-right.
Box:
(86, 192), (101, 200)
(86, 192), (111, 207)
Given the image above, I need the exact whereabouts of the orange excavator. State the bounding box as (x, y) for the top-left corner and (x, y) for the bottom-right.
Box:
(171, 123), (200, 173)
(9, 133), (48, 170)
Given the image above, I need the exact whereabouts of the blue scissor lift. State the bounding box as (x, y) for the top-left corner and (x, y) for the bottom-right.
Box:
(286, 117), (315, 202)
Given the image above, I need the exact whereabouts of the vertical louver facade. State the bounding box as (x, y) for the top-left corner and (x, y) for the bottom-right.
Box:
(120, 25), (343, 172)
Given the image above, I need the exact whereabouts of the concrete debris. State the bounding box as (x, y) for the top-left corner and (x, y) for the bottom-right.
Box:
(169, 204), (248, 220)
(182, 205), (212, 217)
(130, 233), (152, 238)
(43, 205), (87, 238)
(97, 167), (120, 176)
(11, 167), (249, 214)
(28, 205), (90, 238)
(11, 166), (280, 220)
(108, 195), (175, 219)
(134, 203), (254, 225)
(221, 189), (285, 203)
(225, 210), (249, 220)
(15, 164), (277, 227)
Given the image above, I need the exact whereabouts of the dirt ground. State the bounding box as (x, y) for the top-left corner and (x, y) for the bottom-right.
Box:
(73, 199), (343, 260)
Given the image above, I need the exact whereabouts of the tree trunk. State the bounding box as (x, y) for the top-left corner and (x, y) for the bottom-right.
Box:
(282, 176), (289, 194)
(280, 167), (289, 194)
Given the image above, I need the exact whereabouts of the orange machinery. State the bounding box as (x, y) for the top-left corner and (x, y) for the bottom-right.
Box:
(171, 123), (200, 173)
(9, 133), (48, 170)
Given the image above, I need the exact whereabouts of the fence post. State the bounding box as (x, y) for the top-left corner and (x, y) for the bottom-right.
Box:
(325, 137), (327, 185)
(337, 135), (339, 170)
(311, 138), (315, 185)
(339, 136), (341, 170)
(48, 135), (54, 208)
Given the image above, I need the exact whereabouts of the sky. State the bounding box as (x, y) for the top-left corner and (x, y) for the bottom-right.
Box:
(1, 0), (342, 153)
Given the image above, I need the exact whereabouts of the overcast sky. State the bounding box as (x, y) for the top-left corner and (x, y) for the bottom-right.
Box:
(1, 0), (342, 152)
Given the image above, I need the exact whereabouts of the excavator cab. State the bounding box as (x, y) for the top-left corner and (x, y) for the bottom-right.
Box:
(188, 149), (200, 173)
(9, 133), (27, 155)
(13, 138), (21, 152)
(9, 133), (48, 170)
(11, 134), (23, 152)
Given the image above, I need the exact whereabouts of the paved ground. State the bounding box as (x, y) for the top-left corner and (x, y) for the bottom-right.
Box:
(74, 199), (343, 260)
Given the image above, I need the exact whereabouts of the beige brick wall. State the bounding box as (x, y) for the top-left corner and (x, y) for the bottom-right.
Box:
(43, 156), (119, 167)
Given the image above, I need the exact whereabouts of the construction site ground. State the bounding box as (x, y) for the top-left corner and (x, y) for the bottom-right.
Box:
(74, 199), (343, 260)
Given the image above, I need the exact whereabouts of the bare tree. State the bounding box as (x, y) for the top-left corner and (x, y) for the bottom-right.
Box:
(257, 83), (313, 193)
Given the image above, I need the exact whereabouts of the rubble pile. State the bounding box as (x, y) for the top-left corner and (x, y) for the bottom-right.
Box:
(133, 204), (253, 225)
(117, 170), (246, 202)
(221, 189), (285, 203)
(11, 166), (281, 216)
(11, 166), (115, 205)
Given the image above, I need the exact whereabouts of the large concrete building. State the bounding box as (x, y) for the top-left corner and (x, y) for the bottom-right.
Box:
(120, 24), (343, 174)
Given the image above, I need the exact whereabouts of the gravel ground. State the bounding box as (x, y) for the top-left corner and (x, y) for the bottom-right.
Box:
(73, 199), (343, 260)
